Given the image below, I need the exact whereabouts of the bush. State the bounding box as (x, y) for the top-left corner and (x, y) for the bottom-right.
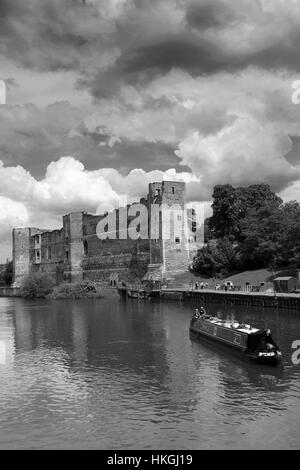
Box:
(21, 272), (55, 298)
(49, 280), (103, 299)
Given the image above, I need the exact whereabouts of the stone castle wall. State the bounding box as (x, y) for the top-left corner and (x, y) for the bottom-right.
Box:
(12, 181), (200, 286)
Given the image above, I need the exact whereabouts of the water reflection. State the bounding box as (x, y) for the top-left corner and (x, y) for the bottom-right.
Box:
(0, 297), (300, 449)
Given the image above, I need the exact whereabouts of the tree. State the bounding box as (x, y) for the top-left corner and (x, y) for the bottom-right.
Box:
(209, 183), (282, 242)
(193, 238), (239, 277)
(3, 260), (13, 286)
(238, 201), (284, 269)
(277, 201), (300, 267)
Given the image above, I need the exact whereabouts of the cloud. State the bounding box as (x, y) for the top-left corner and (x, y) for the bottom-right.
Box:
(0, 102), (85, 177)
(185, 0), (237, 30)
(2, 0), (300, 98)
(0, 196), (29, 240)
(279, 179), (300, 202)
(175, 116), (300, 197)
(0, 155), (195, 228)
(2, 0), (300, 261)
(0, 100), (188, 178)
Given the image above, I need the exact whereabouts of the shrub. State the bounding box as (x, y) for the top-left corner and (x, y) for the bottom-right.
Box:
(21, 272), (55, 298)
(49, 280), (103, 299)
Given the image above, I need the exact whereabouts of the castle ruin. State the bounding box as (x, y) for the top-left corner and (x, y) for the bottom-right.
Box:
(12, 181), (202, 287)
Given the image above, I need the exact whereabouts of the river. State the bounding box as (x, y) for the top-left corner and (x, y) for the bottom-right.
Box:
(0, 296), (299, 449)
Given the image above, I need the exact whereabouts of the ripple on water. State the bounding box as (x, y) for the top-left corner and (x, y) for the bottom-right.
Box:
(0, 297), (300, 449)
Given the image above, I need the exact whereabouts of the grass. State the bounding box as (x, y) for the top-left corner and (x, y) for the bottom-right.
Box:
(171, 267), (298, 290)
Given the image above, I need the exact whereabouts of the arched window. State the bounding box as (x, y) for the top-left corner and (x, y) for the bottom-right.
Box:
(84, 240), (88, 256)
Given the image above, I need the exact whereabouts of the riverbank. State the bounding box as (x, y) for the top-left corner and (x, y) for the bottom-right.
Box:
(118, 286), (300, 310)
(0, 284), (119, 300)
(0, 286), (21, 297)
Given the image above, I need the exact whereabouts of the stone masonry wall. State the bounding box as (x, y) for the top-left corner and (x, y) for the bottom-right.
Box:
(12, 181), (197, 286)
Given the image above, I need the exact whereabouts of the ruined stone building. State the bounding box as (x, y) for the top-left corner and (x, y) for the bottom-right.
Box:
(12, 181), (203, 287)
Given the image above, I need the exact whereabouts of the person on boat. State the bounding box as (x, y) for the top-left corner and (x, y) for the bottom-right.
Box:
(194, 308), (200, 319)
(192, 309), (200, 324)
(199, 306), (206, 317)
(265, 329), (277, 351)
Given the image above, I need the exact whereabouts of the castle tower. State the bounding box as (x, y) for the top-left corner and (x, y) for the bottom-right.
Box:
(12, 228), (31, 287)
(147, 181), (190, 280)
(12, 227), (42, 287)
(63, 212), (84, 282)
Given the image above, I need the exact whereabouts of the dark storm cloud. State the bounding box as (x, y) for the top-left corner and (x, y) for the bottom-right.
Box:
(2, 0), (300, 98)
(186, 0), (236, 30)
(0, 102), (185, 178)
(0, 0), (103, 72)
(122, 38), (225, 75)
(93, 140), (188, 174)
(86, 36), (228, 98)
(64, 130), (186, 174)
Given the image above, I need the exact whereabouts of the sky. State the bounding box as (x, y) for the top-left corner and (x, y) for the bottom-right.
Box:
(1, 0), (300, 261)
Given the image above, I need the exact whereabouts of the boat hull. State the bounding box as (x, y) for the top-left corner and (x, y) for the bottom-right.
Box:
(189, 323), (282, 366)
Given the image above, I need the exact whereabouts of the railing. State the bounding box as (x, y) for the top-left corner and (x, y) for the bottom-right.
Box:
(116, 281), (273, 294)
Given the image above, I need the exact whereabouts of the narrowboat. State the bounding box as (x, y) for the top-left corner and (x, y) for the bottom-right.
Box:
(190, 310), (282, 366)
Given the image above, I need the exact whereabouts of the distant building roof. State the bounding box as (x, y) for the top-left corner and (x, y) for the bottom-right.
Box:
(274, 277), (296, 281)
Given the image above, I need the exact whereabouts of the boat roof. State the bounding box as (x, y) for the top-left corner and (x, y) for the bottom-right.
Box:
(205, 317), (261, 334)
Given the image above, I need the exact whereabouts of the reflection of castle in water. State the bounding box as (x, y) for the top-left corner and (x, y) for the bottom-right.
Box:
(0, 299), (16, 364)
(12, 300), (172, 381)
(11, 299), (205, 421)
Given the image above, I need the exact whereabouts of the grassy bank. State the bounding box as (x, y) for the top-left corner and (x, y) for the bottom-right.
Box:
(172, 267), (297, 290)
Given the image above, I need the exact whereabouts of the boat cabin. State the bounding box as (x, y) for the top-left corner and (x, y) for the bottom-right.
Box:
(191, 316), (277, 352)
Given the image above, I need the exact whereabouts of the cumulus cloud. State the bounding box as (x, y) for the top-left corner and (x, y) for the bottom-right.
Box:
(0, 196), (29, 241)
(0, 156), (196, 243)
(176, 118), (300, 198)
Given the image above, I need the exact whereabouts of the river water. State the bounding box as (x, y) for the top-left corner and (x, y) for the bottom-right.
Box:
(0, 296), (299, 449)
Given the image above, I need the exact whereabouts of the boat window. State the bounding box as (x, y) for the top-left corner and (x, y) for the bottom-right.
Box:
(234, 334), (241, 345)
